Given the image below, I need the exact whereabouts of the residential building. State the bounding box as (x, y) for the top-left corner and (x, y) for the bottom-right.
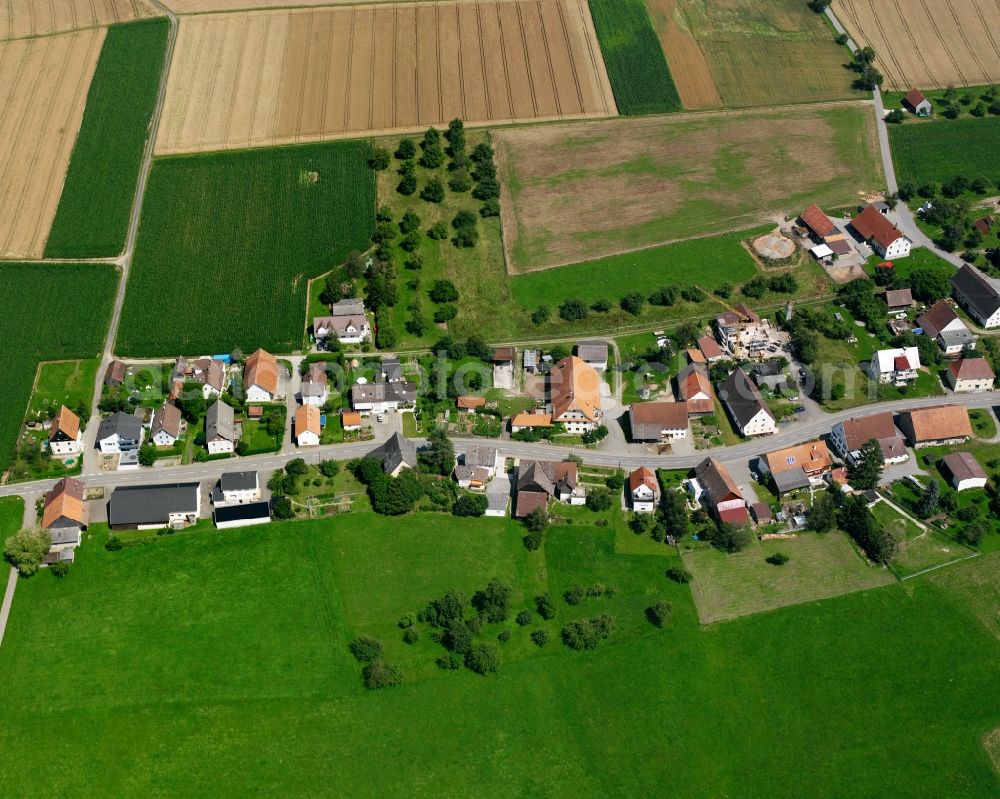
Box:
(341, 410), (362, 431)
(170, 356), (225, 401)
(295, 404), (321, 447)
(96, 411), (143, 455)
(830, 412), (909, 466)
(690, 457), (747, 524)
(244, 349), (280, 402)
(380, 356), (403, 383)
(676, 362), (715, 416)
(217, 471), (261, 504)
(902, 88), (932, 116)
(715, 305), (770, 357)
(300, 363), (329, 406)
(213, 501), (272, 530)
(885, 288), (914, 316)
(205, 399), (236, 455)
(751, 360), (787, 393)
(457, 395), (486, 413)
(549, 356), (603, 434)
(107, 483), (201, 530)
(686, 348), (706, 365)
(367, 432), (418, 476)
(916, 300), (975, 356)
(350, 381), (417, 414)
(941, 452), (987, 492)
(576, 341), (609, 372)
(759, 440), (833, 495)
(697, 335), (724, 363)
(511, 412), (552, 433)
(869, 347), (920, 384)
(48, 405), (83, 456)
(799, 203), (851, 255)
(628, 466), (658, 513)
(42, 477), (87, 552)
(313, 314), (371, 345)
(947, 358), (996, 393)
(454, 446), (501, 490)
(150, 403), (182, 447)
(514, 460), (582, 517)
(951, 264), (1000, 328)
(851, 204), (911, 258)
(897, 405), (972, 448)
(718, 369), (776, 437)
(104, 359), (127, 387)
(628, 402), (689, 441)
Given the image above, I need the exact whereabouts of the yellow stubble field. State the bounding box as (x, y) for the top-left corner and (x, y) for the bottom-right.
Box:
(0, 0), (156, 41)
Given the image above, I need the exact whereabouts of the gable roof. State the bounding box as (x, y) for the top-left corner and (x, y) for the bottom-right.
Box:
(801, 203), (837, 238)
(351, 381), (417, 404)
(367, 432), (417, 474)
(874, 347), (921, 374)
(305, 362), (328, 385)
(951, 264), (1000, 320)
(244, 349), (279, 395)
(697, 335), (723, 360)
(104, 359), (127, 385)
(457, 395), (486, 409)
(328, 298), (367, 316)
(206, 399), (235, 442)
(885, 288), (913, 309)
(493, 346), (516, 363)
(677, 363), (715, 414)
(942, 451), (987, 483)
(314, 314), (370, 338)
(150, 403), (182, 438)
(628, 466), (657, 495)
(916, 300), (963, 339)
(851, 204), (906, 250)
(899, 405), (972, 443)
(516, 460), (577, 495)
(42, 477), (87, 529)
(220, 471), (258, 491)
(512, 412), (552, 428)
(903, 88), (927, 109)
(629, 402), (689, 439)
(97, 410), (142, 442)
(718, 368), (773, 428)
(694, 457), (742, 504)
(839, 411), (899, 451)
(108, 483), (200, 527)
(949, 358), (995, 381)
(577, 341), (609, 363)
(465, 445), (499, 468)
(381, 357), (402, 382)
(764, 440), (832, 476)
(295, 404), (321, 437)
(341, 410), (362, 427)
(549, 356), (602, 422)
(49, 405), (81, 442)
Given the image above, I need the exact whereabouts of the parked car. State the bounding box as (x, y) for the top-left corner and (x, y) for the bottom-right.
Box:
(794, 406), (806, 414)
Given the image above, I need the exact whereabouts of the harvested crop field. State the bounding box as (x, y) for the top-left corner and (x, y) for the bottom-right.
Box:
(0, 28), (105, 259)
(156, 0), (617, 155)
(644, 0), (719, 109)
(0, 0), (156, 41)
(834, 0), (1000, 90)
(496, 103), (883, 272)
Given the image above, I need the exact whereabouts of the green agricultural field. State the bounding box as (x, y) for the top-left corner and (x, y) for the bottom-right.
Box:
(0, 497), (24, 538)
(117, 142), (374, 356)
(890, 117), (1000, 186)
(0, 514), (998, 796)
(588, 0), (681, 115)
(45, 19), (169, 258)
(0, 263), (118, 475)
(24, 360), (99, 422)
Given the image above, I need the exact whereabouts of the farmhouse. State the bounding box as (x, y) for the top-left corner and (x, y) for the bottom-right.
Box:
(244, 349), (280, 402)
(916, 300), (974, 356)
(628, 466), (659, 513)
(851, 205), (911, 258)
(715, 305), (770, 357)
(48, 405), (83, 456)
(902, 88), (931, 116)
(454, 446), (501, 490)
(941, 452), (987, 492)
(170, 356), (225, 401)
(205, 399), (236, 455)
(367, 433), (417, 477)
(576, 341), (608, 372)
(696, 336), (724, 363)
(628, 402), (689, 442)
(799, 203), (851, 254)
(213, 501), (272, 530)
(42, 477), (88, 554)
(885, 288), (913, 316)
(104, 359), (127, 387)
(677, 363), (715, 416)
(830, 412), (909, 466)
(947, 358), (995, 393)
(514, 460), (582, 518)
(96, 411), (143, 455)
(548, 356), (603, 434)
(107, 483), (201, 530)
(897, 405), (972, 448)
(759, 440), (833, 495)
(294, 404), (321, 447)
(511, 412), (552, 433)
(951, 264), (1000, 328)
(690, 457), (747, 524)
(216, 471), (261, 504)
(300, 363), (329, 406)
(718, 368), (776, 437)
(150, 403), (182, 447)
(350, 381), (417, 414)
(493, 346), (516, 367)
(869, 347), (920, 384)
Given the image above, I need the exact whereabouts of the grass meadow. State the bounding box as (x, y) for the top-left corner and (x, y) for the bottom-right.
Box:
(588, 0), (681, 115)
(0, 263), (118, 474)
(0, 497), (24, 537)
(117, 142), (374, 356)
(889, 117), (1000, 186)
(24, 360), (99, 420)
(0, 514), (997, 796)
(45, 19), (169, 258)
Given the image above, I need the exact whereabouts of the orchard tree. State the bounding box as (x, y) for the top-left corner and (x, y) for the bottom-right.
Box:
(4, 528), (51, 577)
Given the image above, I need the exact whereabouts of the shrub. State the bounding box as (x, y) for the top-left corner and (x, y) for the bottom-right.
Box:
(395, 138), (416, 160)
(397, 173), (417, 195)
(4, 528), (51, 576)
(472, 578), (513, 623)
(765, 552), (790, 566)
(516, 610), (533, 626)
(348, 635), (383, 663)
(646, 600), (672, 627)
(559, 298), (588, 321)
(49, 561), (71, 578)
(585, 487), (614, 512)
(402, 627), (420, 644)
(665, 565), (692, 584)
(564, 586), (586, 605)
(480, 199), (500, 217)
(428, 220), (448, 240)
(497, 629), (512, 643)
(532, 305), (551, 325)
(535, 593), (557, 620)
(436, 652), (464, 670)
(561, 614), (615, 650)
(448, 168), (472, 193)
(531, 629), (550, 647)
(319, 459), (340, 478)
(369, 147), (390, 170)
(433, 304), (458, 323)
(104, 535), (124, 552)
(620, 292), (645, 316)
(429, 279), (459, 303)
(362, 659), (403, 689)
(464, 642), (500, 674)
(421, 178), (445, 203)
(398, 613), (415, 628)
(523, 527), (543, 551)
(454, 493), (488, 517)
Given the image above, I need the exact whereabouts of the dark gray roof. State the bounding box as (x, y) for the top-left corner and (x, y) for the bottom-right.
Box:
(108, 483), (199, 526)
(367, 433), (418, 474)
(752, 360), (783, 377)
(328, 298), (367, 315)
(214, 501), (271, 524)
(301, 381), (327, 399)
(718, 369), (773, 429)
(381, 357), (403, 381)
(465, 445), (498, 468)
(351, 382), (417, 404)
(577, 341), (608, 362)
(952, 264), (1000, 320)
(206, 400), (235, 442)
(221, 471), (258, 491)
(773, 468), (811, 494)
(97, 411), (142, 442)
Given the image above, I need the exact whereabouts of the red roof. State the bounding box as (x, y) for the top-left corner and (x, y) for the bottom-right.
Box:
(801, 203), (837, 238)
(893, 355), (912, 371)
(718, 506), (749, 525)
(903, 88), (927, 110)
(852, 205), (906, 250)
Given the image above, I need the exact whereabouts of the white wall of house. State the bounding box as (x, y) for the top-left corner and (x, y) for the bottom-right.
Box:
(950, 376), (995, 393)
(954, 476), (988, 492)
(245, 385), (274, 403)
(631, 485), (656, 513)
(297, 430), (320, 447)
(876, 237), (911, 259)
(735, 407), (776, 437)
(222, 486), (260, 503)
(216, 515), (272, 530)
(301, 389), (328, 407)
(207, 438), (234, 455)
(50, 433), (83, 456)
(553, 410), (597, 433)
(354, 399), (399, 414)
(152, 430), (177, 447)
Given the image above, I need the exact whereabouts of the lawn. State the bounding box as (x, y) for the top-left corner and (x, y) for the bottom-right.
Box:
(0, 496), (24, 537)
(870, 499), (974, 579)
(969, 409), (997, 439)
(682, 532), (894, 623)
(588, 0), (681, 115)
(118, 141), (375, 356)
(45, 19), (169, 258)
(889, 116), (1000, 186)
(0, 514), (998, 795)
(24, 360), (99, 421)
(0, 263), (118, 475)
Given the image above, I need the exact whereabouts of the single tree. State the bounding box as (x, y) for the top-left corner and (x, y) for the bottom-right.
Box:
(4, 528), (51, 576)
(848, 438), (885, 490)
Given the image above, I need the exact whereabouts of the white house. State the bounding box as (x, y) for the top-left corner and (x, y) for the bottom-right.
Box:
(851, 205), (911, 259)
(549, 356), (603, 434)
(869, 347), (920, 384)
(951, 264), (1000, 329)
(718, 369), (776, 437)
(942, 452), (987, 492)
(300, 363), (329, 406)
(916, 300), (975, 356)
(314, 300), (371, 345)
(96, 411), (143, 455)
(244, 349), (280, 402)
(205, 400), (236, 455)
(947, 358), (996, 393)
(295, 404), (321, 447)
(150, 404), (182, 447)
(217, 471), (261, 504)
(350, 381), (417, 414)
(628, 466), (658, 513)
(902, 88), (932, 117)
(830, 412), (909, 466)
(48, 405), (83, 457)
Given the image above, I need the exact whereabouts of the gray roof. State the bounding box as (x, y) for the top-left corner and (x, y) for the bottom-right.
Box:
(381, 357), (403, 381)
(773, 468), (811, 494)
(328, 298), (367, 315)
(487, 494), (508, 513)
(206, 400), (235, 442)
(938, 327), (975, 349)
(752, 360), (783, 377)
(221, 471), (258, 491)
(301, 381), (327, 399)
(577, 341), (608, 363)
(108, 483), (199, 527)
(367, 433), (418, 474)
(97, 411), (143, 442)
(952, 264), (1000, 320)
(465, 445), (498, 468)
(523, 350), (539, 368)
(351, 381), (417, 404)
(718, 369), (774, 428)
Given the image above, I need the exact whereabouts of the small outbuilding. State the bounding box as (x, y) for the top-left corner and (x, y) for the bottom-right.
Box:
(941, 452), (987, 492)
(902, 88), (931, 117)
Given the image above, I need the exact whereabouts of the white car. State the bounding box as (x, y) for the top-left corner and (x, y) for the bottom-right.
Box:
(376, 413), (385, 423)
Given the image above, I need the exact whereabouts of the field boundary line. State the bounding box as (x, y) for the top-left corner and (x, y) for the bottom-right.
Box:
(494, 2), (514, 118)
(475, 3), (492, 118)
(573, 0), (613, 116)
(316, 8), (333, 134)
(175, 15), (208, 152)
(897, 551), (980, 582)
(363, 6), (375, 130)
(246, 12), (271, 149)
(554, 0), (584, 113)
(221, 13), (251, 147)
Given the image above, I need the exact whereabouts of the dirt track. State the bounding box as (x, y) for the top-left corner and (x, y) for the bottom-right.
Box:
(0, 0), (156, 41)
(0, 28), (105, 258)
(155, 0), (617, 154)
(835, 0), (1000, 89)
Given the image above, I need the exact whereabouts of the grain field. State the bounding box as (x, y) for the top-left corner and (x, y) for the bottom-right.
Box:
(155, 0), (617, 154)
(835, 0), (1000, 90)
(0, 28), (105, 259)
(0, 0), (156, 41)
(644, 0), (719, 109)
